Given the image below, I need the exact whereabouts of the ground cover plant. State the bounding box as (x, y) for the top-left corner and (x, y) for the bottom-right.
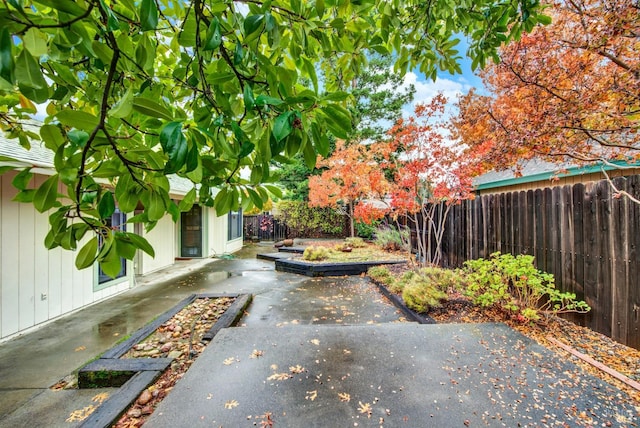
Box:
(301, 240), (406, 263)
(369, 252), (589, 322)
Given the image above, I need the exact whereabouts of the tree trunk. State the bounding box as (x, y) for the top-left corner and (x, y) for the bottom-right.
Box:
(349, 202), (355, 237)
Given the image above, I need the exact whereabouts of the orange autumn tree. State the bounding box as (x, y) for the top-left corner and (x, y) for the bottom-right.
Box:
(310, 94), (474, 264)
(453, 0), (640, 195)
(308, 139), (390, 237)
(383, 94), (474, 265)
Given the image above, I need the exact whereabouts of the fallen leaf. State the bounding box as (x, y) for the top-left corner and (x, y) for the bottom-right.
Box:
(250, 349), (264, 358)
(306, 390), (318, 401)
(225, 399), (239, 409)
(267, 372), (291, 381)
(75, 346), (86, 352)
(358, 401), (372, 418)
(310, 339), (320, 346)
(289, 365), (306, 374)
(66, 405), (96, 422)
(92, 392), (109, 404)
(223, 357), (236, 365)
(338, 392), (351, 402)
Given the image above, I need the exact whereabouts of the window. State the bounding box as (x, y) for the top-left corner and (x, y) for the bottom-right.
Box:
(97, 210), (127, 287)
(228, 210), (242, 240)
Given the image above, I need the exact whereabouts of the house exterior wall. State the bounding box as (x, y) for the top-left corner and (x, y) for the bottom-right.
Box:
(205, 208), (243, 257)
(0, 171), (131, 340)
(138, 215), (177, 275)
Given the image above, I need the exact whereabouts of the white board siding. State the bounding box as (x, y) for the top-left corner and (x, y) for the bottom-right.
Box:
(0, 170), (133, 340)
(1, 172), (19, 337)
(140, 215), (176, 275)
(205, 209), (243, 256)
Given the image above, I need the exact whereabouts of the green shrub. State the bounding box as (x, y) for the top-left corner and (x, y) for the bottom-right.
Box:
(367, 266), (393, 283)
(402, 282), (448, 313)
(355, 221), (378, 240)
(374, 226), (409, 251)
(275, 201), (347, 237)
(302, 245), (332, 261)
(344, 237), (366, 248)
(463, 252), (590, 321)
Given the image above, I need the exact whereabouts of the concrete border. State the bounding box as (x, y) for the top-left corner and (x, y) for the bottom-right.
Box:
(76, 293), (252, 428)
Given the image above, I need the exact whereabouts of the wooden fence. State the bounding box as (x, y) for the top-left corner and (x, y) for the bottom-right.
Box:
(434, 175), (640, 350)
(243, 214), (289, 242)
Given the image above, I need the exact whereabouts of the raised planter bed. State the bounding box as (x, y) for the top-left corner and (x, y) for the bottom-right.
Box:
(77, 293), (252, 428)
(275, 258), (406, 277)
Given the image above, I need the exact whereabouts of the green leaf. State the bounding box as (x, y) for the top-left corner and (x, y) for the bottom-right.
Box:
(13, 189), (35, 202)
(145, 190), (165, 221)
(185, 141), (199, 172)
(321, 104), (352, 138)
(255, 95), (284, 107)
(537, 14), (552, 25)
(244, 14), (265, 39)
(0, 28), (14, 84)
(243, 85), (255, 110)
(178, 187), (197, 212)
(204, 17), (222, 50)
(140, 0), (158, 31)
(0, 165), (14, 175)
(75, 237), (98, 269)
(22, 28), (48, 57)
(115, 233), (137, 260)
(132, 97), (173, 120)
(40, 124), (65, 151)
(99, 0), (120, 31)
(160, 121), (188, 173)
(303, 138), (316, 169)
(273, 111), (293, 142)
(33, 174), (59, 213)
(56, 110), (99, 131)
(15, 49), (47, 90)
(109, 87), (134, 118)
(38, 0), (86, 15)
(233, 41), (243, 65)
(12, 168), (33, 190)
(99, 247), (124, 278)
(98, 191), (116, 219)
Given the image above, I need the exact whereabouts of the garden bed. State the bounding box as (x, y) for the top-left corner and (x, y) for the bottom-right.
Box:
(71, 293), (252, 428)
(275, 257), (406, 277)
(368, 263), (640, 406)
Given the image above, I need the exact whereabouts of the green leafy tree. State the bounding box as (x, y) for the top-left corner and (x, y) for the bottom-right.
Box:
(0, 0), (548, 274)
(346, 53), (415, 142)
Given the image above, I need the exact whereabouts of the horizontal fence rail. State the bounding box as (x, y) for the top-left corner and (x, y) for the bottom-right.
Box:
(425, 175), (640, 350)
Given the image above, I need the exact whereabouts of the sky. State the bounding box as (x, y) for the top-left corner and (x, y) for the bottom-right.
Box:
(398, 38), (484, 120)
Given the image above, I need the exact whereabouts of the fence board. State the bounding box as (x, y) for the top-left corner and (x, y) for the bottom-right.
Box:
(420, 174), (639, 349)
(596, 183), (613, 338)
(611, 177), (629, 344)
(628, 175), (640, 349)
(534, 189), (545, 271)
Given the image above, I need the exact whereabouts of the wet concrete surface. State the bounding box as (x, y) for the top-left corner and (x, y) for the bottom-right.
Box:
(2, 243), (638, 427)
(147, 323), (639, 427)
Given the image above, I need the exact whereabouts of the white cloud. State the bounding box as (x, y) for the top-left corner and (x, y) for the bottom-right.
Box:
(400, 71), (472, 119)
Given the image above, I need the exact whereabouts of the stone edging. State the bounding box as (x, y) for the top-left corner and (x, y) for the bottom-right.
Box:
(78, 293), (252, 428)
